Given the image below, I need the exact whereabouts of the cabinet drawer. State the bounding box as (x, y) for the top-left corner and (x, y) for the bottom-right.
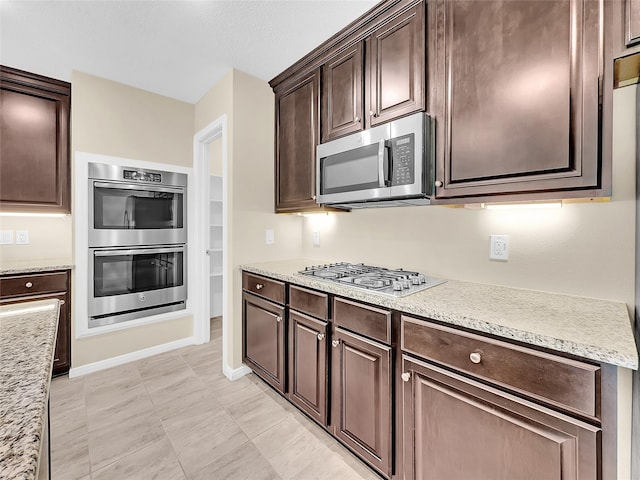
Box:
(401, 315), (601, 419)
(289, 285), (328, 320)
(0, 272), (68, 298)
(242, 272), (285, 305)
(334, 297), (391, 344)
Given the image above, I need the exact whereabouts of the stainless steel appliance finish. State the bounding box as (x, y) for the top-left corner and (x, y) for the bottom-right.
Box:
(88, 162), (187, 247)
(88, 245), (187, 328)
(316, 112), (434, 208)
(298, 262), (445, 297)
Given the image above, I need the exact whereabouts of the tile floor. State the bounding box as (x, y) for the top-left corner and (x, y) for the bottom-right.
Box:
(49, 318), (381, 480)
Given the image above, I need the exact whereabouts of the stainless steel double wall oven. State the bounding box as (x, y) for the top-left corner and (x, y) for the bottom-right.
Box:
(88, 163), (187, 328)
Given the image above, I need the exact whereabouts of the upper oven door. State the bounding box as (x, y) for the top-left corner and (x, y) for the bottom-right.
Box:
(316, 121), (392, 204)
(89, 181), (186, 247)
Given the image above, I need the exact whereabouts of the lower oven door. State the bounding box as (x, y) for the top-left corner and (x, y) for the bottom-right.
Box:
(89, 245), (187, 327)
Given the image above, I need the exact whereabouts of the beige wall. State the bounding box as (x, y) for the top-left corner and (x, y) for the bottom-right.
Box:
(301, 86), (637, 310)
(71, 71), (195, 368)
(194, 69), (302, 370)
(0, 216), (73, 261)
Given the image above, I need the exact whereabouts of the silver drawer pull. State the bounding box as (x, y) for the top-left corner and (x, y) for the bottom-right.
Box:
(25, 282), (33, 288)
(401, 372), (411, 382)
(276, 315), (282, 323)
(317, 333), (325, 341)
(331, 339), (340, 348)
(54, 358), (60, 362)
(469, 352), (482, 364)
(256, 283), (264, 290)
(59, 300), (65, 305)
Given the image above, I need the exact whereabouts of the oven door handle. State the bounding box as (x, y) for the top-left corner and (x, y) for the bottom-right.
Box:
(92, 181), (184, 195)
(93, 247), (184, 257)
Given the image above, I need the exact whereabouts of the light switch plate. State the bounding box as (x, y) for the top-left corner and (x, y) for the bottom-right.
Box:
(313, 231), (320, 246)
(0, 230), (13, 244)
(265, 229), (274, 245)
(16, 230), (29, 245)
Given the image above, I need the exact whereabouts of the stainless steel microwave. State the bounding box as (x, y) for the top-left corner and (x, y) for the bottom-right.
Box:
(316, 112), (434, 209)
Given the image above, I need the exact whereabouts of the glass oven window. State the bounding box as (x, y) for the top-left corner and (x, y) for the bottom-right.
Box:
(94, 250), (184, 297)
(93, 184), (184, 230)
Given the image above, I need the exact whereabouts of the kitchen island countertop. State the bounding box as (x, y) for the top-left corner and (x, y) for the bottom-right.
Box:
(0, 299), (60, 480)
(241, 259), (638, 370)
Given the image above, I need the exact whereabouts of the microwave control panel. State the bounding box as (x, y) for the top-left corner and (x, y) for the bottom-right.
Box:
(390, 133), (415, 186)
(123, 170), (162, 183)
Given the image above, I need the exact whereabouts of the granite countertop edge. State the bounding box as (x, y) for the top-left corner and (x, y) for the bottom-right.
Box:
(0, 262), (75, 275)
(0, 300), (60, 480)
(240, 261), (639, 370)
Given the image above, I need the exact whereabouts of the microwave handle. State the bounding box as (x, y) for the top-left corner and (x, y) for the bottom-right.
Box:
(377, 140), (392, 187)
(377, 140), (387, 188)
(94, 247), (183, 257)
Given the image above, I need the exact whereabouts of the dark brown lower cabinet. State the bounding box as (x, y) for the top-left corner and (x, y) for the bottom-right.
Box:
(288, 310), (329, 426)
(331, 327), (392, 479)
(401, 355), (601, 480)
(242, 292), (286, 394)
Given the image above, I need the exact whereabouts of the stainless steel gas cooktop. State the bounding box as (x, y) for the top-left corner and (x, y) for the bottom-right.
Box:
(298, 262), (445, 298)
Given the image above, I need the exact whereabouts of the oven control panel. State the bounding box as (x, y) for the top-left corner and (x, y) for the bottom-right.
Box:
(390, 133), (415, 186)
(123, 169), (162, 182)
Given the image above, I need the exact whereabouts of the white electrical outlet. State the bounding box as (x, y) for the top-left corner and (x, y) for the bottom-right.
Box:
(490, 234), (509, 260)
(0, 230), (14, 244)
(16, 230), (29, 245)
(313, 231), (320, 246)
(265, 229), (274, 245)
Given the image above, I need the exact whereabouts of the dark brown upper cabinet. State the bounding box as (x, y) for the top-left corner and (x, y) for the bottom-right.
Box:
(627, 0), (640, 47)
(321, 1), (425, 143)
(0, 66), (71, 213)
(274, 70), (321, 213)
(429, 0), (611, 202)
(321, 43), (364, 143)
(366, 1), (425, 128)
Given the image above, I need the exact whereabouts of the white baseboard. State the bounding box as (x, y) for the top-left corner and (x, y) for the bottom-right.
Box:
(223, 363), (252, 381)
(69, 336), (197, 378)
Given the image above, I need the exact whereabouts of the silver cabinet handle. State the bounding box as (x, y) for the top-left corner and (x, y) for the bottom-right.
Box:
(369, 110), (378, 118)
(59, 300), (65, 305)
(355, 116), (361, 123)
(331, 339), (340, 348)
(317, 333), (325, 341)
(469, 352), (482, 364)
(276, 315), (282, 323)
(25, 282), (33, 288)
(401, 372), (411, 382)
(435, 180), (443, 188)
(255, 284), (264, 290)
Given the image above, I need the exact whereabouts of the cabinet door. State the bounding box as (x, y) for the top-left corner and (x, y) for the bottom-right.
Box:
(367, 2), (425, 128)
(288, 310), (328, 425)
(627, 0), (640, 47)
(321, 42), (364, 142)
(50, 292), (70, 376)
(242, 292), (286, 393)
(331, 327), (392, 478)
(275, 70), (320, 213)
(402, 355), (601, 480)
(0, 67), (70, 213)
(431, 0), (602, 200)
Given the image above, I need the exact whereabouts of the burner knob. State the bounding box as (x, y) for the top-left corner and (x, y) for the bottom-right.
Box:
(402, 279), (411, 289)
(393, 281), (403, 291)
(410, 275), (421, 285)
(418, 274), (426, 284)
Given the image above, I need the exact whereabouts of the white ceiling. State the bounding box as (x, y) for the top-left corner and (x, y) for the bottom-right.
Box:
(0, 0), (378, 104)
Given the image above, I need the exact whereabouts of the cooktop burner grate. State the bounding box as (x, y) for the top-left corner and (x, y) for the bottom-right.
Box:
(298, 262), (445, 297)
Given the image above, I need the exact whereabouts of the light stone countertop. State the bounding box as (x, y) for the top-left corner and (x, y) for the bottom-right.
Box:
(241, 259), (639, 370)
(0, 258), (74, 275)
(0, 299), (60, 480)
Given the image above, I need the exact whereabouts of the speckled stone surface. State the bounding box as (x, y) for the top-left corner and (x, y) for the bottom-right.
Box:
(0, 299), (60, 480)
(241, 259), (639, 370)
(0, 258), (74, 275)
